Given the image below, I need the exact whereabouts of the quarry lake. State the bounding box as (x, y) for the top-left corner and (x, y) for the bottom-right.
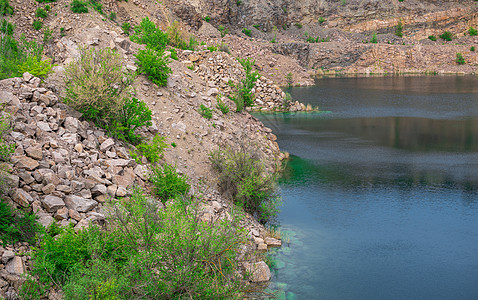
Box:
(256, 76), (478, 300)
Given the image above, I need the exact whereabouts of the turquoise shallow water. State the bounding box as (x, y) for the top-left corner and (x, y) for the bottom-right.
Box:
(256, 76), (478, 300)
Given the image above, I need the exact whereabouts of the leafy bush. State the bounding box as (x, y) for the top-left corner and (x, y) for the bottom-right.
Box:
(318, 17), (326, 24)
(32, 19), (43, 30)
(135, 134), (168, 164)
(469, 26), (478, 36)
(135, 47), (172, 86)
(370, 32), (378, 43)
(210, 146), (280, 223)
(70, 0), (88, 13)
(428, 35), (437, 41)
(17, 56), (54, 78)
(242, 28), (251, 37)
(35, 7), (48, 18)
(218, 41), (230, 54)
(64, 47), (133, 128)
(0, 200), (42, 246)
(199, 104), (213, 119)
(456, 52), (465, 65)
(149, 163), (190, 202)
(0, 117), (14, 163)
(471, 46), (475, 52)
(89, 0), (102, 14)
(166, 20), (188, 49)
(0, 34), (45, 80)
(169, 47), (178, 60)
(203, 16), (210, 22)
(113, 97), (152, 145)
(109, 11), (116, 20)
(121, 22), (131, 35)
(131, 17), (168, 51)
(216, 95), (229, 114)
(295, 23), (302, 29)
(0, 0), (13, 15)
(440, 31), (453, 41)
(230, 57), (259, 111)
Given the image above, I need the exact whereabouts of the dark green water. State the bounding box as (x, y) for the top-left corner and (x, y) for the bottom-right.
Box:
(256, 76), (478, 300)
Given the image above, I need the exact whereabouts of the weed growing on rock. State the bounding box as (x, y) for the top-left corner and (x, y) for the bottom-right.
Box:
(0, 19), (13, 35)
(395, 20), (403, 37)
(150, 164), (190, 202)
(242, 28), (252, 37)
(210, 146), (280, 223)
(218, 25), (228, 37)
(17, 56), (54, 78)
(199, 104), (213, 119)
(216, 95), (229, 114)
(89, 0), (103, 14)
(469, 26), (478, 36)
(32, 20), (43, 30)
(131, 17), (168, 51)
(471, 46), (475, 52)
(0, 201), (42, 246)
(121, 22), (131, 35)
(370, 32), (378, 43)
(35, 7), (48, 18)
(169, 47), (178, 60)
(230, 57), (259, 111)
(428, 35), (437, 41)
(112, 97), (152, 145)
(135, 47), (172, 86)
(166, 20), (189, 49)
(456, 52), (465, 65)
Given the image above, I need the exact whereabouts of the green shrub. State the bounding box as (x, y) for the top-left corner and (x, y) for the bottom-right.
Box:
(216, 95), (229, 114)
(203, 15), (210, 22)
(0, 117), (14, 163)
(89, 0), (102, 14)
(113, 97), (152, 145)
(109, 11), (116, 20)
(169, 47), (178, 60)
(199, 104), (213, 119)
(32, 19), (43, 30)
(230, 57), (259, 111)
(428, 35), (437, 41)
(295, 23), (302, 29)
(45, 4), (51, 11)
(64, 47), (133, 128)
(207, 45), (217, 52)
(395, 20), (403, 37)
(149, 163), (190, 202)
(318, 17), (326, 24)
(456, 52), (465, 65)
(135, 47), (172, 86)
(242, 28), (251, 37)
(439, 31), (453, 41)
(131, 17), (168, 51)
(166, 20), (188, 49)
(469, 26), (478, 36)
(0, 200), (42, 246)
(210, 146), (280, 223)
(70, 0), (88, 13)
(121, 22), (131, 35)
(218, 41), (230, 53)
(0, 19), (13, 35)
(471, 46), (475, 52)
(17, 56), (54, 78)
(135, 134), (168, 164)
(0, 0), (13, 15)
(285, 72), (293, 89)
(0, 34), (45, 80)
(35, 7), (48, 18)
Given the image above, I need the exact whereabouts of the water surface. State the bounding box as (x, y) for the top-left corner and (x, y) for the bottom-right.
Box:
(257, 76), (478, 300)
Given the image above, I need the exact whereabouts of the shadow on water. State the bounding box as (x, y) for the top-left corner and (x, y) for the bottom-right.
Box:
(254, 76), (478, 300)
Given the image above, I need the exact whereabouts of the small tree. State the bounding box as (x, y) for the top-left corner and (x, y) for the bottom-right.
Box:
(456, 52), (465, 65)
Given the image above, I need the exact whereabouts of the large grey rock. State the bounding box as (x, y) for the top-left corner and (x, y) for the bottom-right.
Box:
(5, 256), (25, 275)
(2, 250), (14, 264)
(264, 237), (282, 247)
(243, 261), (271, 282)
(25, 144), (43, 160)
(12, 189), (33, 207)
(12, 155), (39, 171)
(100, 138), (115, 152)
(64, 195), (97, 212)
(42, 195), (65, 213)
(64, 116), (79, 133)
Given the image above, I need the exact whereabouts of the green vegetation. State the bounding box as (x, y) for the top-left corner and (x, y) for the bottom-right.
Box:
(135, 48), (172, 86)
(218, 25), (228, 37)
(70, 0), (88, 13)
(318, 17), (326, 24)
(0, 116), (14, 163)
(25, 187), (248, 299)
(0, 201), (42, 246)
(395, 20), (403, 38)
(230, 58), (259, 111)
(89, 0), (102, 14)
(428, 35), (437, 41)
(63, 46), (154, 145)
(370, 32), (378, 43)
(150, 164), (190, 202)
(109, 11), (116, 20)
(166, 20), (189, 49)
(0, 30), (53, 80)
(35, 0), (57, 2)
(32, 19), (43, 30)
(456, 52), (465, 65)
(242, 28), (252, 37)
(439, 31), (453, 41)
(210, 146), (280, 223)
(295, 23), (302, 29)
(199, 104), (213, 119)
(305, 33), (330, 43)
(285, 72), (293, 89)
(471, 46), (475, 52)
(35, 7), (48, 18)
(252, 24), (260, 30)
(0, 0), (13, 15)
(121, 22), (131, 35)
(469, 26), (478, 36)
(131, 17), (168, 50)
(216, 95), (229, 114)
(169, 47), (178, 60)
(135, 134), (168, 164)
(203, 15), (211, 22)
